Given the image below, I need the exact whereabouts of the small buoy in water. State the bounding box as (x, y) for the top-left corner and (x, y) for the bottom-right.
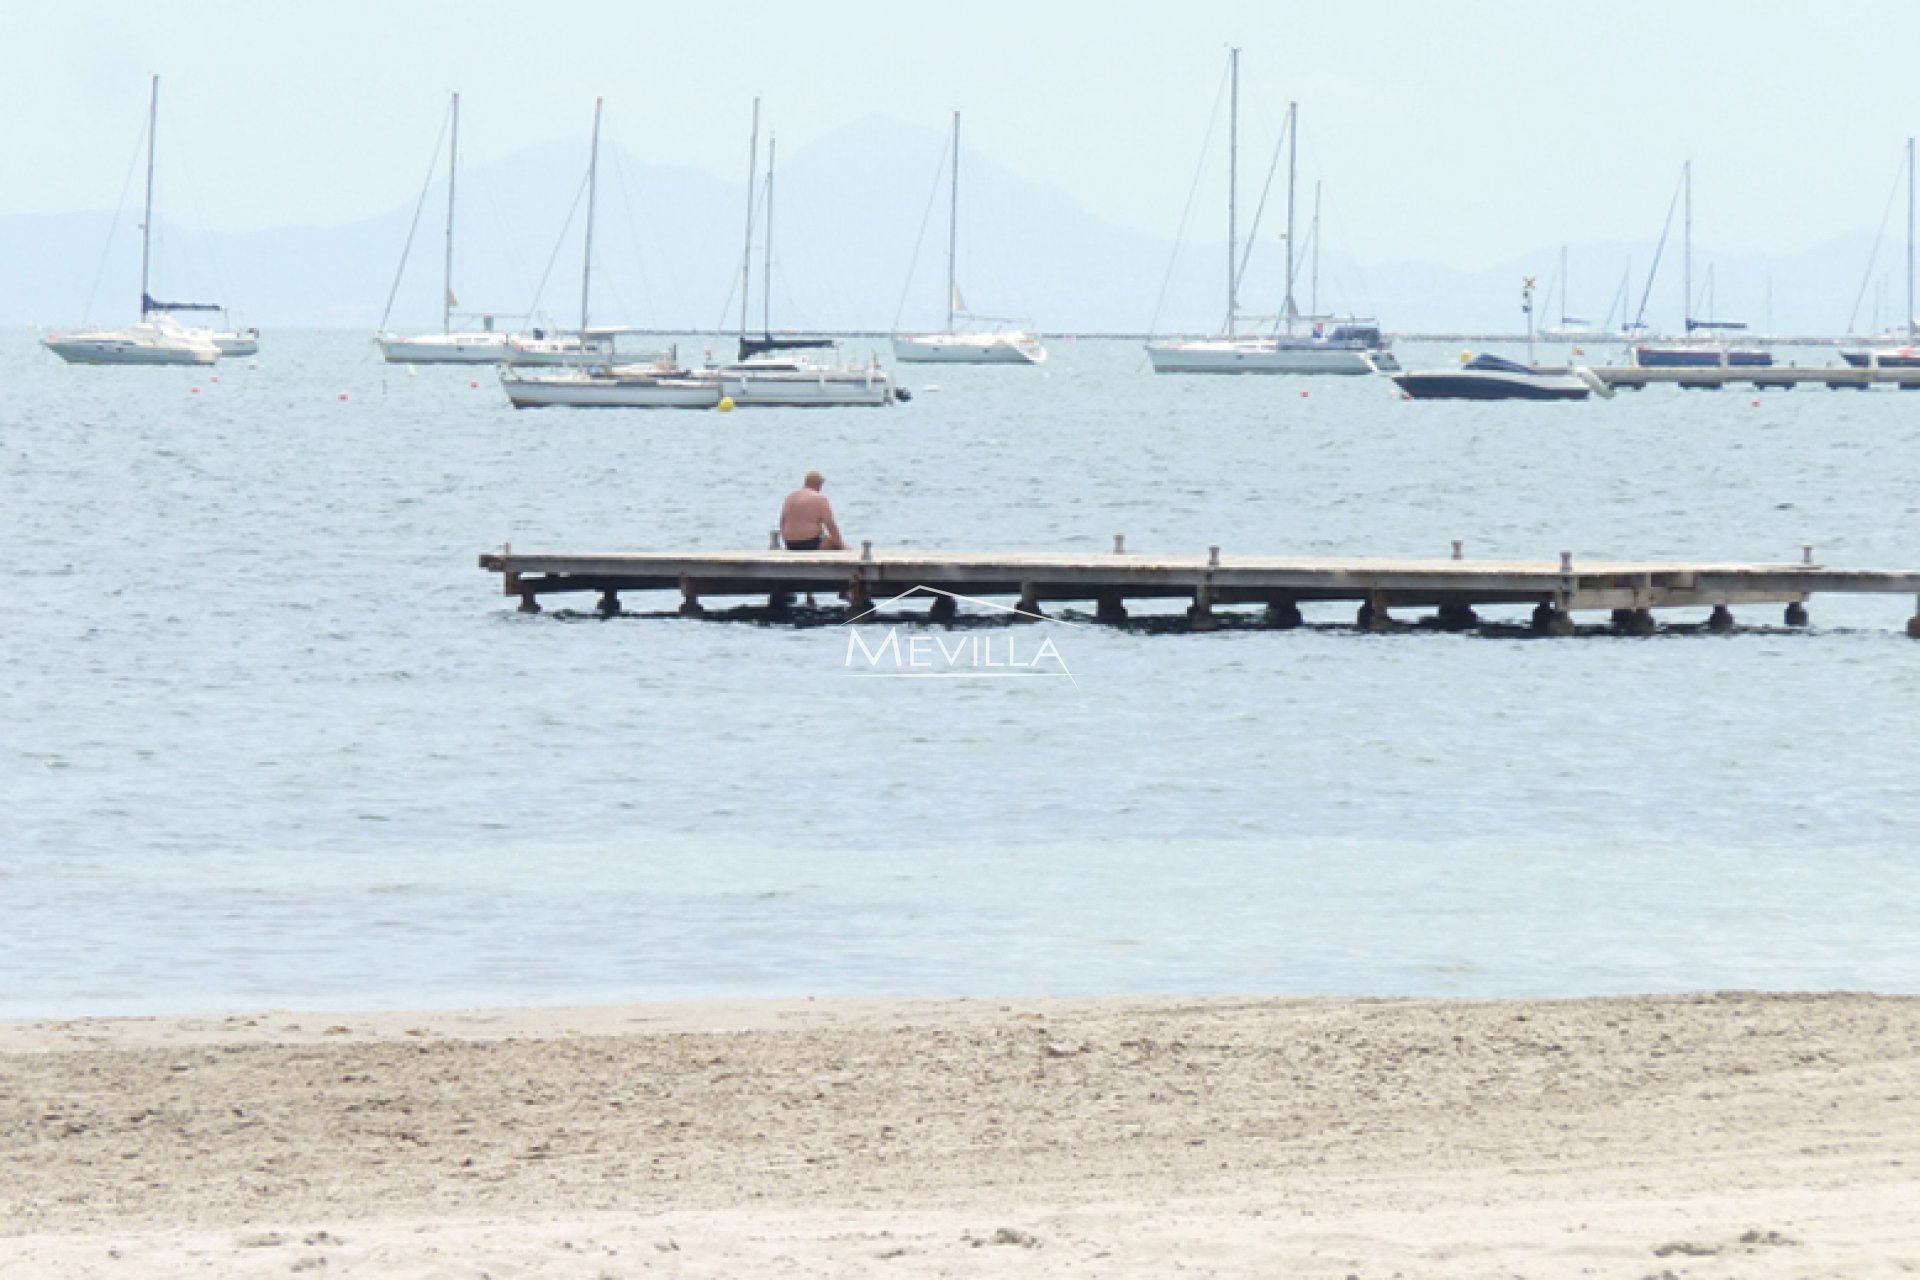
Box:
(470, 381), (479, 389)
(717, 396), (735, 413)
(1460, 349), (1473, 364)
(190, 387), (200, 394)
(338, 393), (349, 401)
(248, 358), (258, 369)
(211, 376), (220, 384)
(1752, 398), (1761, 407)
(408, 365), (418, 377)
(1300, 390), (1310, 398)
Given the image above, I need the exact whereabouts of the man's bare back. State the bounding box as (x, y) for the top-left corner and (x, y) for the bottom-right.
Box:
(780, 471), (843, 550)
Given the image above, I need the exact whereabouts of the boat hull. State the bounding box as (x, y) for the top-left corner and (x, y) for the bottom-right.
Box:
(892, 334), (1045, 364)
(502, 372), (722, 409)
(378, 333), (511, 364)
(720, 371), (896, 407)
(1145, 340), (1391, 375)
(1391, 370), (1592, 401)
(210, 330), (259, 357)
(1634, 345), (1773, 368)
(1840, 348), (1920, 369)
(42, 335), (219, 366)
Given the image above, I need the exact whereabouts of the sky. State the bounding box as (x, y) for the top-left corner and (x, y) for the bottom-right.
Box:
(4, 2), (1918, 272)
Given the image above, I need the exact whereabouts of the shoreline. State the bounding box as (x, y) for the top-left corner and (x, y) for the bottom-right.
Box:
(5, 991), (1917, 1276)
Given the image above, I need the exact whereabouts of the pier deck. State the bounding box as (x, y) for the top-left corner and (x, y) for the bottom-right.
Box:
(1593, 365), (1920, 390)
(479, 545), (1920, 635)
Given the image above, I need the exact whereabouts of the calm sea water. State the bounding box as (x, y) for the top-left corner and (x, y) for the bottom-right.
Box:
(5, 330), (1919, 1016)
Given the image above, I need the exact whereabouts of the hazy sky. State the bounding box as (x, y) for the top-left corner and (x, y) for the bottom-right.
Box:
(6, 2), (1917, 269)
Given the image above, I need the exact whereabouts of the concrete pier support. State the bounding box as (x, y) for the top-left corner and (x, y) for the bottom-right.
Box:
(1435, 602), (1479, 631)
(1624, 609), (1657, 636)
(677, 576), (705, 618)
(1265, 598), (1304, 629)
(1015, 582), (1045, 621)
(1532, 601), (1574, 636)
(1188, 583), (1218, 632)
(518, 591), (541, 614)
(845, 577), (874, 622)
(928, 592), (957, 625)
(1784, 601), (1809, 627)
(1908, 594), (1920, 638)
(1708, 604), (1735, 633)
(1359, 592), (1393, 632)
(597, 589), (620, 617)
(1095, 590), (1129, 626)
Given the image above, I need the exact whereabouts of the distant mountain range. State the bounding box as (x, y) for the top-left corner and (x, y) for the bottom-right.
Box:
(2, 115), (1905, 338)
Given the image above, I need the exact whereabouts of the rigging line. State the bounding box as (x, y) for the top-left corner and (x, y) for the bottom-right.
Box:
(611, 150), (666, 325)
(378, 102), (452, 332)
(1847, 153), (1906, 335)
(1632, 169), (1684, 332)
(82, 115), (151, 325)
(713, 176), (764, 336)
(1234, 102), (1290, 303)
(890, 129), (952, 332)
(526, 169), (590, 326)
(1148, 57), (1231, 336)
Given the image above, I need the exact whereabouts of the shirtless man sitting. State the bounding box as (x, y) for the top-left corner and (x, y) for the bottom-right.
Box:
(780, 471), (844, 551)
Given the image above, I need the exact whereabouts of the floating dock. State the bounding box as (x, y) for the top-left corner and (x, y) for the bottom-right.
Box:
(479, 542), (1920, 636)
(1593, 365), (1920, 391)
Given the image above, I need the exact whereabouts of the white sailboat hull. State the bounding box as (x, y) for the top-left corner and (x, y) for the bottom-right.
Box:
(502, 370), (722, 409)
(1145, 338), (1385, 375)
(209, 330), (259, 357)
(378, 332), (512, 364)
(892, 332), (1046, 364)
(721, 367), (896, 407)
(42, 326), (220, 366)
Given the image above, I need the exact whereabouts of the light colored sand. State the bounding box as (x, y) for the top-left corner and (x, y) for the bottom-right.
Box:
(2, 993), (1916, 1277)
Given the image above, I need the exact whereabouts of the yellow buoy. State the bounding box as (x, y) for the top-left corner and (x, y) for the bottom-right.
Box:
(717, 396), (735, 412)
(1460, 349), (1473, 365)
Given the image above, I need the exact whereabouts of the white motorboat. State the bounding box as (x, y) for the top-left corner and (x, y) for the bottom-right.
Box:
(376, 93), (522, 365)
(43, 316), (219, 366)
(893, 329), (1045, 364)
(44, 76), (252, 367)
(892, 112), (1047, 366)
(1146, 54), (1393, 376)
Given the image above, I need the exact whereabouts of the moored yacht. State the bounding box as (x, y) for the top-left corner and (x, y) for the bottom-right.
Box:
(1394, 353), (1606, 401)
(43, 315), (219, 366)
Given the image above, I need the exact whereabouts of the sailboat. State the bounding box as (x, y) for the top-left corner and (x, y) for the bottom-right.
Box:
(1841, 139), (1920, 370)
(717, 99), (898, 407)
(1632, 161), (1771, 368)
(1146, 52), (1394, 376)
(501, 102), (709, 410)
(375, 94), (513, 364)
(892, 112), (1045, 365)
(42, 76), (239, 366)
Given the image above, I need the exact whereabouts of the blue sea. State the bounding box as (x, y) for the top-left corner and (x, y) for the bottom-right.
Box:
(5, 331), (1919, 1016)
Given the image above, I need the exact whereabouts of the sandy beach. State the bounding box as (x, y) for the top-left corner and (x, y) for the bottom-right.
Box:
(2, 992), (1916, 1277)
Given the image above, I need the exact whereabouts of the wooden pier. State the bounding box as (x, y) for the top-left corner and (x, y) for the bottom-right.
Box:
(1593, 365), (1920, 391)
(479, 543), (1920, 636)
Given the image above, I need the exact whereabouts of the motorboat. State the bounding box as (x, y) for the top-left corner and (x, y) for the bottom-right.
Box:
(1840, 345), (1920, 370)
(1146, 324), (1397, 374)
(43, 316), (219, 366)
(1393, 353), (1609, 401)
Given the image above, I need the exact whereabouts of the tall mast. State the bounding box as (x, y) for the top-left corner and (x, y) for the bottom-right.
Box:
(1283, 101), (1298, 332)
(1310, 179), (1322, 318)
(739, 96), (760, 348)
(1225, 48), (1239, 336)
(579, 97), (601, 337)
(140, 74), (159, 317)
(443, 92), (459, 334)
(1908, 137), (1915, 337)
(1560, 244), (1569, 325)
(947, 110), (960, 334)
(1682, 159), (1692, 333)
(763, 134), (776, 336)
